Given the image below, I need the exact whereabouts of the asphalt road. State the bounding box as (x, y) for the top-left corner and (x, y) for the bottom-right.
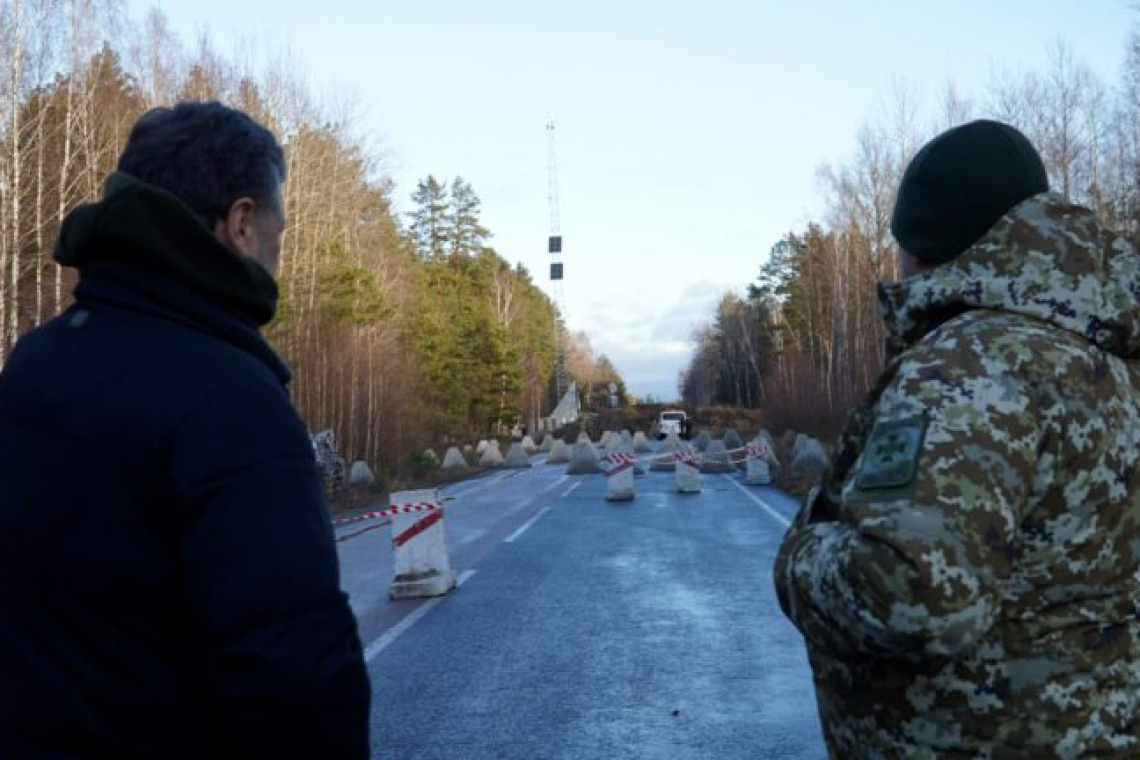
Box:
(334, 450), (827, 759)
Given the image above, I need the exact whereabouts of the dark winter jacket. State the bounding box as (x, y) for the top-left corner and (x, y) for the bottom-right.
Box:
(0, 174), (370, 758)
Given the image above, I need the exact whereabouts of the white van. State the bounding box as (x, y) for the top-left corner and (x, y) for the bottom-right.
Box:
(655, 409), (688, 440)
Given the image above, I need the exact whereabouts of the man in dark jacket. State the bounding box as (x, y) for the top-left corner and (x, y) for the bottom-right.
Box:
(0, 102), (370, 758)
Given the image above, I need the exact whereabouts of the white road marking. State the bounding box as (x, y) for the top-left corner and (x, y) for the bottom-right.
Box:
(446, 471), (515, 500)
(454, 528), (487, 547)
(560, 481), (581, 499)
(447, 483), (489, 500)
(722, 475), (791, 527)
(542, 474), (569, 492)
(364, 569), (476, 663)
(503, 506), (553, 543)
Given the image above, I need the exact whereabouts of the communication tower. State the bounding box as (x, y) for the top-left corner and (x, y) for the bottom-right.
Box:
(547, 119), (569, 399)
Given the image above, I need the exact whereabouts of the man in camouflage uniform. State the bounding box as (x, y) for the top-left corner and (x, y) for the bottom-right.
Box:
(774, 120), (1140, 758)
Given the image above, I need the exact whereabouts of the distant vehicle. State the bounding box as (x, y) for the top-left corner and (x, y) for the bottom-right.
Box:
(655, 409), (688, 440)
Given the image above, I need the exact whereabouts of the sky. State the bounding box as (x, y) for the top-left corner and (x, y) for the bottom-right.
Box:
(133, 1), (1134, 401)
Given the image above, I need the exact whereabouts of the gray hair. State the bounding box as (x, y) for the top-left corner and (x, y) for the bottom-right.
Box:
(117, 101), (286, 225)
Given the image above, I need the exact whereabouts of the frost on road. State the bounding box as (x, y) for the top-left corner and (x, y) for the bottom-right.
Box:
(335, 458), (827, 760)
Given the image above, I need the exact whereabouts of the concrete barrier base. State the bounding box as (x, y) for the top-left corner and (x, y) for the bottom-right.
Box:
(390, 569), (457, 599)
(746, 457), (772, 485)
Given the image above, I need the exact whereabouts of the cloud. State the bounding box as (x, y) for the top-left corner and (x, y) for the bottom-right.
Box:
(573, 280), (738, 400)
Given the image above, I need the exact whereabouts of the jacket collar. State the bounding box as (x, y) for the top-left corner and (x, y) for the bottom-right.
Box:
(879, 193), (1140, 359)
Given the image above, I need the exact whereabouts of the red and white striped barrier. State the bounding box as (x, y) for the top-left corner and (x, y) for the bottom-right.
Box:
(675, 450), (701, 493)
(387, 489), (456, 599)
(381, 501), (441, 516)
(605, 452), (636, 501)
(331, 509), (388, 527)
(604, 452), (636, 475)
(746, 442), (773, 485)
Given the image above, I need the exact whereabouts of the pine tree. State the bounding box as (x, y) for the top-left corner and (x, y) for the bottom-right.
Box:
(448, 176), (490, 256)
(408, 175), (450, 259)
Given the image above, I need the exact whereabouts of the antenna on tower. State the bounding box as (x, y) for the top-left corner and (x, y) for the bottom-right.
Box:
(547, 119), (570, 401)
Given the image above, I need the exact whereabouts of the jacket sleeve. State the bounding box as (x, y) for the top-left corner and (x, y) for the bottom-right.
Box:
(774, 342), (1039, 660)
(169, 377), (370, 758)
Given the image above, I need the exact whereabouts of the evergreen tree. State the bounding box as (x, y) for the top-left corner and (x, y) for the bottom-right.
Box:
(408, 175), (450, 259)
(449, 176), (490, 256)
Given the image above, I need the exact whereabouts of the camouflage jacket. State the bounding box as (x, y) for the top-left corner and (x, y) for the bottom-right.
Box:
(774, 193), (1140, 758)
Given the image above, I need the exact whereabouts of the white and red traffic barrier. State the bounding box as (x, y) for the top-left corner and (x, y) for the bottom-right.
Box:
(385, 489), (456, 599)
(605, 451), (636, 501)
(745, 441), (773, 485)
(331, 509), (388, 528)
(675, 450), (701, 493)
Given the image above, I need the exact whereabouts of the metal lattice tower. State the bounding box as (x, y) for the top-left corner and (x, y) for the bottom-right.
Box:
(547, 119), (569, 399)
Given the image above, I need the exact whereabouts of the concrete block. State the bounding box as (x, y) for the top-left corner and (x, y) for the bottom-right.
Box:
(387, 489), (456, 599)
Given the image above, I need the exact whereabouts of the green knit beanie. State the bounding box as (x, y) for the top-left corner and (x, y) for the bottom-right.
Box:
(890, 119), (1049, 264)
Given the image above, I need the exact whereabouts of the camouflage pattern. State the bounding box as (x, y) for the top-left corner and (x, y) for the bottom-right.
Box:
(310, 429), (346, 498)
(774, 193), (1140, 758)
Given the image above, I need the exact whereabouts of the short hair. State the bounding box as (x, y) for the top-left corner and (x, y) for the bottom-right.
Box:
(117, 101), (286, 226)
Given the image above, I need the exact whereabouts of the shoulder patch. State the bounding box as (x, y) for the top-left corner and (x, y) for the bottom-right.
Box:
(854, 415), (927, 491)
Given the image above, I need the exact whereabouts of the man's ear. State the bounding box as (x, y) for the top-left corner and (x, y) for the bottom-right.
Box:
(213, 198), (258, 257)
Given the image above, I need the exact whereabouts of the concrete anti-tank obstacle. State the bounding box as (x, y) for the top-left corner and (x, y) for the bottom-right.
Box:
(348, 461), (375, 486)
(627, 443), (648, 477)
(604, 432), (624, 457)
(745, 440), (773, 485)
(539, 434), (555, 452)
(694, 430), (712, 452)
(521, 435), (537, 454)
(620, 430), (632, 445)
(387, 488), (456, 599)
(598, 431), (613, 448)
(423, 449), (439, 466)
(792, 436), (829, 479)
(442, 447), (467, 470)
(476, 439), (489, 454)
(504, 442), (532, 469)
(675, 447), (701, 492)
(793, 433), (809, 460)
(577, 431), (592, 444)
(755, 430), (781, 470)
(479, 440), (504, 467)
(652, 430), (682, 471)
(604, 450), (636, 501)
(566, 440), (602, 474)
(724, 428), (744, 452)
(632, 431), (651, 452)
(545, 439), (571, 464)
(700, 439), (736, 473)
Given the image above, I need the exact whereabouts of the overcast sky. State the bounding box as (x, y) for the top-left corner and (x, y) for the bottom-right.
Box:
(135, 0), (1134, 401)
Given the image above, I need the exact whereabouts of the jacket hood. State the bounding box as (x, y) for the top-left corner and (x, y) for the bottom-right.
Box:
(54, 171), (278, 327)
(879, 192), (1140, 359)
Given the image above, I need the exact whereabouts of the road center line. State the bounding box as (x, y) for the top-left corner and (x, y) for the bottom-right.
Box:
(504, 505), (553, 543)
(364, 569), (476, 663)
(541, 474), (569, 493)
(560, 481), (581, 499)
(447, 471), (516, 500)
(721, 475), (791, 527)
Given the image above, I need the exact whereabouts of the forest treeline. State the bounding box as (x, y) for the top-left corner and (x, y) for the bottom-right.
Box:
(682, 35), (1140, 439)
(0, 0), (625, 479)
